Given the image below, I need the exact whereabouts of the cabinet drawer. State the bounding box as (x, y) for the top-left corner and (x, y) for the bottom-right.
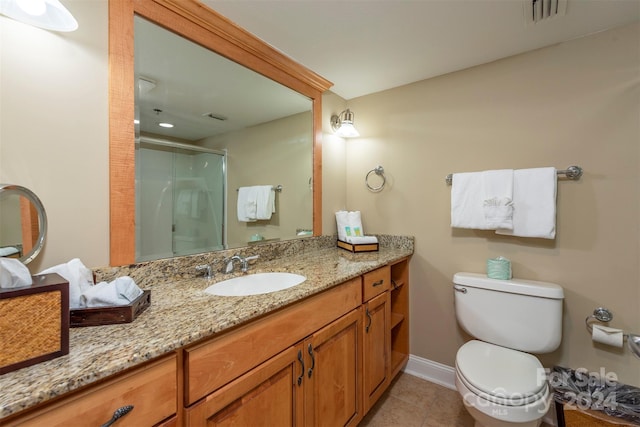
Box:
(9, 354), (177, 427)
(362, 266), (390, 302)
(184, 278), (362, 405)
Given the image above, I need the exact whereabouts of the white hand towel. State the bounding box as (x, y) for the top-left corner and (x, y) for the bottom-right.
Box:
(451, 172), (491, 229)
(496, 167), (557, 239)
(38, 258), (94, 308)
(81, 276), (143, 308)
(482, 169), (514, 229)
(255, 185), (275, 220)
(237, 186), (258, 222)
(346, 211), (364, 237)
(335, 211), (349, 240)
(0, 258), (33, 289)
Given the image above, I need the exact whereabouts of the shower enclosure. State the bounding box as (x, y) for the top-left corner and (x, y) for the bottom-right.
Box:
(135, 137), (226, 262)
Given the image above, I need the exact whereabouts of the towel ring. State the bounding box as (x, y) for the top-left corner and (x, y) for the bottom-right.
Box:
(366, 165), (386, 192)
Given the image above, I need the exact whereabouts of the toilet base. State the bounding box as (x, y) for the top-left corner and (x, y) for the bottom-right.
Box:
(455, 373), (549, 427)
(464, 403), (543, 427)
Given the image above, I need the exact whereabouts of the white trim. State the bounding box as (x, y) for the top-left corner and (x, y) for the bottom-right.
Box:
(403, 354), (456, 390)
(402, 354), (558, 426)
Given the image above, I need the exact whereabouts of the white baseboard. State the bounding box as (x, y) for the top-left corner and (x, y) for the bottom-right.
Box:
(402, 354), (557, 426)
(403, 354), (457, 390)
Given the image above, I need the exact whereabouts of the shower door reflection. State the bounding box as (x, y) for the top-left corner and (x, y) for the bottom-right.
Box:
(135, 138), (226, 262)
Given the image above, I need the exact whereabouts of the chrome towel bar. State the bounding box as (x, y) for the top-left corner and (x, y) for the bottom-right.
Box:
(445, 165), (583, 185)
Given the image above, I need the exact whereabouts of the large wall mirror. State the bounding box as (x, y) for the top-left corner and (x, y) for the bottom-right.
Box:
(109, 0), (332, 266)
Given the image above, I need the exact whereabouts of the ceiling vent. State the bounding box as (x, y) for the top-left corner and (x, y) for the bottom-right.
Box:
(524, 0), (567, 25)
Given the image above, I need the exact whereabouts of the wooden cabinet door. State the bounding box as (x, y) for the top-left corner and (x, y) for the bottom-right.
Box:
(303, 308), (362, 427)
(363, 291), (390, 412)
(185, 345), (304, 427)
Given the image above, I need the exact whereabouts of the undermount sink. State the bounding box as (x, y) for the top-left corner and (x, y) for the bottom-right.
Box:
(204, 272), (306, 296)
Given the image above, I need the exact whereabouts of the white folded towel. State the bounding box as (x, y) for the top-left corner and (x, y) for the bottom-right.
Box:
(335, 210), (364, 240)
(482, 169), (514, 229)
(0, 258), (33, 289)
(80, 276), (143, 308)
(38, 258), (94, 308)
(451, 172), (491, 229)
(255, 185), (275, 220)
(345, 236), (378, 244)
(496, 167), (557, 239)
(237, 186), (258, 222)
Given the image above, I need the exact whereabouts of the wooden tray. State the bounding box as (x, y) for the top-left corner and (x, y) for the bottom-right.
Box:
(337, 239), (379, 253)
(70, 290), (151, 327)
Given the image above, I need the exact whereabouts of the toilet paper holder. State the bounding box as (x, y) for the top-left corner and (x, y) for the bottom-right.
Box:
(585, 307), (628, 339)
(585, 307), (640, 359)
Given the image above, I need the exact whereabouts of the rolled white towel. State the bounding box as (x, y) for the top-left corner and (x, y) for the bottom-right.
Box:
(81, 276), (143, 308)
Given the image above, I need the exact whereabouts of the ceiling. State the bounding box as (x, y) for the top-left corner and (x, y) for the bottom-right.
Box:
(205, 0), (640, 100)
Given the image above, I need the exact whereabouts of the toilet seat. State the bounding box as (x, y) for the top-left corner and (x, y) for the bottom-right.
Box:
(456, 340), (547, 407)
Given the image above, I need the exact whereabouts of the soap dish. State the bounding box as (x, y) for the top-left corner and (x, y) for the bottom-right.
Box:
(70, 290), (151, 327)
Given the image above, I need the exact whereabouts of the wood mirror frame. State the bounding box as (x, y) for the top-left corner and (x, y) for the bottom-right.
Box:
(109, 0), (332, 266)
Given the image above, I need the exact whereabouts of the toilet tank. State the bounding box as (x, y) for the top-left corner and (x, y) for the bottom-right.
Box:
(453, 272), (564, 353)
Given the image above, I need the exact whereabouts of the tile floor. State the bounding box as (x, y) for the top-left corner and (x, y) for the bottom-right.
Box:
(359, 372), (554, 427)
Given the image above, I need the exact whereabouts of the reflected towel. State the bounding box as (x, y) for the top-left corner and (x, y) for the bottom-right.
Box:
(255, 185), (275, 220)
(237, 186), (258, 222)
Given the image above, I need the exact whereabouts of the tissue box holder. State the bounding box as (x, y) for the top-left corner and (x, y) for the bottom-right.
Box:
(70, 290), (151, 327)
(337, 239), (379, 253)
(0, 273), (69, 375)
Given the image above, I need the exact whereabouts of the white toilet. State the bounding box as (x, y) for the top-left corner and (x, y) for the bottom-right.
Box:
(453, 272), (564, 427)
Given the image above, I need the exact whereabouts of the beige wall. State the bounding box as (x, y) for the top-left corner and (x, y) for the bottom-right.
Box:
(343, 23), (640, 386)
(0, 1), (109, 272)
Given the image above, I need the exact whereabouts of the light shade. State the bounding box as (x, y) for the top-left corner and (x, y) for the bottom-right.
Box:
(0, 0), (78, 32)
(331, 109), (360, 138)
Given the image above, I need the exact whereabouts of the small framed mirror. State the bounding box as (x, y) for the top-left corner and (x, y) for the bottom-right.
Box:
(0, 184), (47, 264)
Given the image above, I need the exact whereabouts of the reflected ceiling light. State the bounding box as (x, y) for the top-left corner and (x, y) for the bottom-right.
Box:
(330, 109), (360, 138)
(158, 122), (174, 128)
(0, 0), (78, 32)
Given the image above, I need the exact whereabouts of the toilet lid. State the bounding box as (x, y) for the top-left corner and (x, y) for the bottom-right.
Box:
(456, 340), (547, 406)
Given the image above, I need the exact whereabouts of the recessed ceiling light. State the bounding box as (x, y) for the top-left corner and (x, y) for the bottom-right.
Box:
(158, 122), (174, 128)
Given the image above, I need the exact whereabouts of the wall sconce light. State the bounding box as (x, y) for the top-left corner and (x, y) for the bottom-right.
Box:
(330, 109), (360, 138)
(0, 0), (78, 32)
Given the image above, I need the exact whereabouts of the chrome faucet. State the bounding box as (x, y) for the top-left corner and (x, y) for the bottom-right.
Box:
(225, 254), (260, 273)
(195, 264), (213, 279)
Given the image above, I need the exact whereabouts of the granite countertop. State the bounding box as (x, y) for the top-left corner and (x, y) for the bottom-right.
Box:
(0, 242), (412, 419)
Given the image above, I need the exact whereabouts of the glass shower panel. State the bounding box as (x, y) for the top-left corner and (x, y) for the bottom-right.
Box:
(136, 143), (225, 262)
(172, 151), (225, 257)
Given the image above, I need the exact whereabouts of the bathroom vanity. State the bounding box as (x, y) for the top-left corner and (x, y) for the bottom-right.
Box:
(0, 240), (411, 426)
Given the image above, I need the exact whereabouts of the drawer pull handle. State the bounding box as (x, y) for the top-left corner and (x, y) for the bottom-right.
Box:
(100, 405), (134, 427)
(307, 344), (315, 378)
(365, 307), (372, 333)
(297, 349), (305, 386)
(372, 279), (384, 287)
